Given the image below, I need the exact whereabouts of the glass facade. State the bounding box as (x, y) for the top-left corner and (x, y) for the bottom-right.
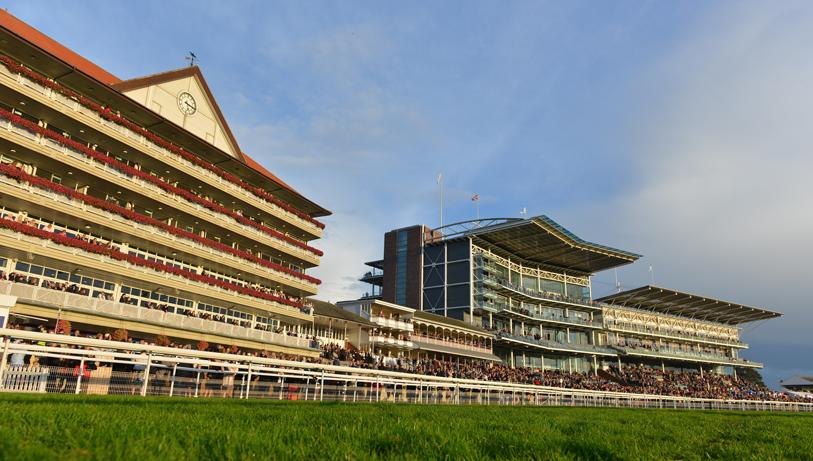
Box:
(395, 230), (408, 306)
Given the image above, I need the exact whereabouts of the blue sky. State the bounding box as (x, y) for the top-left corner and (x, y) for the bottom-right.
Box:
(7, 0), (813, 388)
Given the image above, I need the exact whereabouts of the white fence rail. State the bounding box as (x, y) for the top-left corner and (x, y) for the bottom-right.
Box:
(0, 329), (810, 412)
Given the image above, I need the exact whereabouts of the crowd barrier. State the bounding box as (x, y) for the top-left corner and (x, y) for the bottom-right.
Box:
(0, 329), (810, 412)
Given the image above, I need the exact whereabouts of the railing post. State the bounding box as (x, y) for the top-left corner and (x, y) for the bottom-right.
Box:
(169, 363), (177, 397)
(320, 372), (325, 401)
(0, 337), (10, 389)
(74, 357), (85, 394)
(194, 369), (200, 398)
(141, 354), (152, 397)
(245, 363), (252, 400)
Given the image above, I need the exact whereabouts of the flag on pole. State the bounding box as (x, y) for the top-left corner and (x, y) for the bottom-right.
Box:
(471, 194), (480, 202)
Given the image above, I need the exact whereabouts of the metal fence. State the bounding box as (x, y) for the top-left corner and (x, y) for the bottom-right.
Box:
(0, 329), (810, 412)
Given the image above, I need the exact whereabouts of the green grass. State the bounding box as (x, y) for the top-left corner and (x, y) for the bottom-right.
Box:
(0, 394), (811, 460)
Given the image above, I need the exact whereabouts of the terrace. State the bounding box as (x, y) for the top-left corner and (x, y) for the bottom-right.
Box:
(0, 279), (316, 350)
(0, 225), (312, 320)
(613, 344), (763, 368)
(0, 174), (319, 293)
(495, 331), (617, 357)
(0, 109), (322, 265)
(478, 300), (603, 329)
(0, 58), (325, 238)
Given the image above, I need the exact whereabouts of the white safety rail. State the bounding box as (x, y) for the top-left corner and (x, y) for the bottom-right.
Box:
(0, 329), (810, 412)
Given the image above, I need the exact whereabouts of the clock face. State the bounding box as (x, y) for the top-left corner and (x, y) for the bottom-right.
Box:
(177, 91), (197, 115)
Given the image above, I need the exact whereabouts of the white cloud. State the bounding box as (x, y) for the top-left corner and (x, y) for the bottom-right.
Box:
(565, 1), (813, 386)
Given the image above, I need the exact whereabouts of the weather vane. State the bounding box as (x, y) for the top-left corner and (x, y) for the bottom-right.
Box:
(185, 51), (198, 67)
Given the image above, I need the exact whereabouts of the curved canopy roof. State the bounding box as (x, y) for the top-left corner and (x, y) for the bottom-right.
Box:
(596, 285), (782, 325)
(433, 216), (641, 274)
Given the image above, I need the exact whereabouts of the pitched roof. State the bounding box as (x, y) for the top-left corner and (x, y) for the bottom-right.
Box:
(311, 299), (375, 326)
(111, 66), (243, 162)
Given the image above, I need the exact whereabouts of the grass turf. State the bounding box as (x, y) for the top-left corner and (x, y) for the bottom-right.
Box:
(0, 394), (810, 460)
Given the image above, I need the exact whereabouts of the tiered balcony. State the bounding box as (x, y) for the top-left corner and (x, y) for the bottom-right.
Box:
(495, 331), (617, 356)
(0, 280), (316, 350)
(369, 334), (414, 349)
(477, 300), (603, 329)
(605, 321), (746, 348)
(410, 333), (491, 354)
(612, 345), (762, 368)
(479, 273), (601, 311)
(0, 226), (312, 321)
(0, 60), (324, 239)
(370, 315), (413, 332)
(0, 118), (320, 266)
(0, 173), (318, 294)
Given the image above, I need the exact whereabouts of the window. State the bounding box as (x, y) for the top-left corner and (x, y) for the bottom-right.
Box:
(395, 231), (408, 305)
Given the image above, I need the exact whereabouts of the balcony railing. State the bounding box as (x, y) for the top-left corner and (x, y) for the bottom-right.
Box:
(605, 321), (745, 348)
(495, 332), (617, 356)
(0, 226), (309, 317)
(411, 334), (492, 353)
(612, 345), (762, 367)
(0, 174), (318, 292)
(479, 274), (600, 311)
(0, 116), (320, 264)
(0, 280), (316, 350)
(371, 316), (414, 332)
(0, 61), (323, 236)
(477, 301), (602, 329)
(369, 335), (414, 349)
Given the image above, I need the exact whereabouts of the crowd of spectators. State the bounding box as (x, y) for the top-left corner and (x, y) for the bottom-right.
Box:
(2, 320), (810, 403)
(1, 269), (312, 334)
(0, 209), (308, 308)
(318, 343), (810, 402)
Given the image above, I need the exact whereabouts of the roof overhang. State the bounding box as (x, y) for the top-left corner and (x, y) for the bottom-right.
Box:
(596, 286), (782, 325)
(411, 340), (501, 361)
(431, 216), (640, 274)
(0, 11), (330, 218)
(412, 311), (492, 337)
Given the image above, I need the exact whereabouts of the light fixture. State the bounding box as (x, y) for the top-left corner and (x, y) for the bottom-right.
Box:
(116, 191), (121, 195)
(19, 101), (25, 106)
(67, 171), (73, 175)
(79, 129), (84, 133)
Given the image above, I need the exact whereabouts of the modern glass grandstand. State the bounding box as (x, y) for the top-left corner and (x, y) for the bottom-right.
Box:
(0, 10), (330, 357)
(362, 216), (781, 376)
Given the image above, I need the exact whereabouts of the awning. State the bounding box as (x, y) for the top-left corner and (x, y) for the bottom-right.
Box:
(596, 286), (781, 325)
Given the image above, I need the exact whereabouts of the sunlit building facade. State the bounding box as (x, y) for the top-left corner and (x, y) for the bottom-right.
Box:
(362, 217), (780, 375)
(0, 11), (329, 356)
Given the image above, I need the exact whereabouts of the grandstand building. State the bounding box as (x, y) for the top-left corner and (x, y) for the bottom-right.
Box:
(335, 298), (500, 362)
(0, 11), (330, 356)
(360, 217), (781, 375)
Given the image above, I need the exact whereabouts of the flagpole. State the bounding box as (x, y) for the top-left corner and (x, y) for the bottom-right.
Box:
(437, 173), (443, 229)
